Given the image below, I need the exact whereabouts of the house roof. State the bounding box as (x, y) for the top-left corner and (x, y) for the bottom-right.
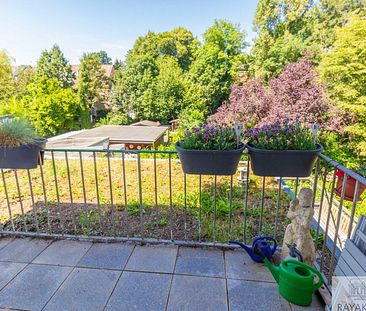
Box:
(68, 125), (169, 144)
(130, 120), (161, 127)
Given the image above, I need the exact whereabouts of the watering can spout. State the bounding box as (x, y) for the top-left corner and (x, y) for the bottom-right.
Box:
(264, 258), (279, 283)
(229, 241), (253, 255)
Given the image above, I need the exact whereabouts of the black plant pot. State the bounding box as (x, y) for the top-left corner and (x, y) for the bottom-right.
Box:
(175, 142), (245, 175)
(246, 143), (323, 177)
(0, 139), (47, 169)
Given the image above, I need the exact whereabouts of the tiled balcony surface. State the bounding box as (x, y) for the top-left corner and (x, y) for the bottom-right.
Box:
(0, 237), (324, 311)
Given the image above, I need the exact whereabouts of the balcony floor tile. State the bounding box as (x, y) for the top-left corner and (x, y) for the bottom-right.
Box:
(77, 242), (135, 270)
(0, 264), (72, 311)
(225, 249), (276, 282)
(175, 247), (225, 277)
(0, 238), (51, 263)
(43, 268), (120, 311)
(33, 239), (92, 266)
(167, 274), (227, 311)
(125, 245), (177, 273)
(227, 279), (291, 311)
(105, 271), (172, 311)
(0, 262), (27, 291)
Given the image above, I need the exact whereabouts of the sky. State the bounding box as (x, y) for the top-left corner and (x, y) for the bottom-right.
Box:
(0, 0), (258, 66)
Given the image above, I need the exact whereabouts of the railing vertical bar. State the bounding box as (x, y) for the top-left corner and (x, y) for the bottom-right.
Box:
(320, 167), (337, 272)
(184, 173), (187, 240)
(65, 151), (77, 233)
(168, 154), (173, 240)
(348, 180), (360, 239)
(154, 153), (158, 209)
(51, 151), (63, 233)
(27, 169), (39, 232)
(243, 158), (250, 243)
(294, 177), (299, 198)
(213, 175), (217, 243)
(107, 153), (116, 235)
(311, 159), (320, 210)
(137, 153), (143, 237)
(121, 153), (129, 236)
(329, 173), (348, 278)
(198, 175), (202, 242)
(228, 175), (233, 241)
(274, 177), (282, 238)
(78, 151), (89, 229)
(92, 152), (102, 233)
(39, 160), (50, 230)
(1, 169), (14, 231)
(14, 170), (27, 231)
(259, 176), (265, 235)
(315, 166), (328, 244)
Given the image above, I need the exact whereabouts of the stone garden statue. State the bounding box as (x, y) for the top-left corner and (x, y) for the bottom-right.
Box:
(281, 188), (315, 265)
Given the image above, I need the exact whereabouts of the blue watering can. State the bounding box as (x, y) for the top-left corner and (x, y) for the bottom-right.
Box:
(230, 236), (277, 263)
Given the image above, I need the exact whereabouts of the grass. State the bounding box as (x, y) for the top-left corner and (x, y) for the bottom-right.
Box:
(0, 152), (291, 243)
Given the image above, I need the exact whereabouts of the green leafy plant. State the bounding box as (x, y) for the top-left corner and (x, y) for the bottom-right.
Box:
(245, 122), (317, 150)
(0, 119), (40, 147)
(178, 124), (241, 151)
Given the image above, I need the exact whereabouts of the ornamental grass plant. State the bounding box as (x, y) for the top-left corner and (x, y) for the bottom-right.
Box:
(0, 119), (39, 148)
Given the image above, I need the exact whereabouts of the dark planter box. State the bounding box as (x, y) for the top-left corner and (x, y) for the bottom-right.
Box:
(246, 143), (323, 177)
(175, 142), (245, 175)
(0, 139), (47, 169)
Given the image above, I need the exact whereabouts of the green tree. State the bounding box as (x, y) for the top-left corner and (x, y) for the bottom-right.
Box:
(251, 0), (364, 79)
(186, 20), (247, 113)
(36, 44), (74, 88)
(91, 50), (112, 64)
(0, 50), (15, 103)
(21, 77), (84, 136)
(78, 52), (110, 110)
(319, 13), (366, 155)
(110, 27), (198, 123)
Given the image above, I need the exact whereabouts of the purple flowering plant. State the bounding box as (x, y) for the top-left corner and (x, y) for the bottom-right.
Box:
(179, 124), (242, 151)
(245, 122), (317, 150)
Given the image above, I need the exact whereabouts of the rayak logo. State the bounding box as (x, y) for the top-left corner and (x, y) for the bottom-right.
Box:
(333, 277), (366, 311)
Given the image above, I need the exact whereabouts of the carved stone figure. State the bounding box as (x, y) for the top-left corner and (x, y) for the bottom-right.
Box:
(281, 188), (315, 265)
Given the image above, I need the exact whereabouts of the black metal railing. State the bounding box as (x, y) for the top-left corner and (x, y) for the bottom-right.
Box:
(0, 147), (365, 283)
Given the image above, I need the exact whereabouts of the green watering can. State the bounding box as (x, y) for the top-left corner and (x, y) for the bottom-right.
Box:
(264, 258), (324, 306)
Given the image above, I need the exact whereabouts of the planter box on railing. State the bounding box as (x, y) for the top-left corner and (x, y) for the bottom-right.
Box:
(245, 143), (323, 177)
(175, 142), (245, 175)
(0, 139), (47, 169)
(335, 170), (366, 201)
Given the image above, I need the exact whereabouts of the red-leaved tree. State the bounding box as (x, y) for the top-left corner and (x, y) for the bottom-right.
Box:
(209, 58), (340, 130)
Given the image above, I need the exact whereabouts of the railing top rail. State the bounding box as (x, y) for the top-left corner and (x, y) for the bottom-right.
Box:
(44, 148), (178, 154)
(319, 153), (366, 185)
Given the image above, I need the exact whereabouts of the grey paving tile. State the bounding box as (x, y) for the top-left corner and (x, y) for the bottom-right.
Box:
(225, 249), (275, 282)
(77, 242), (134, 270)
(0, 264), (72, 311)
(44, 268), (120, 311)
(33, 239), (92, 266)
(105, 271), (172, 311)
(228, 279), (291, 311)
(0, 238), (51, 263)
(0, 262), (26, 290)
(167, 275), (227, 311)
(0, 238), (13, 251)
(290, 294), (324, 311)
(125, 245), (177, 273)
(175, 247), (225, 277)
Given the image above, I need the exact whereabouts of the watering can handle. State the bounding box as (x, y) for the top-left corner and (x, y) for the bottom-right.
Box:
(253, 236), (277, 255)
(283, 260), (324, 292)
